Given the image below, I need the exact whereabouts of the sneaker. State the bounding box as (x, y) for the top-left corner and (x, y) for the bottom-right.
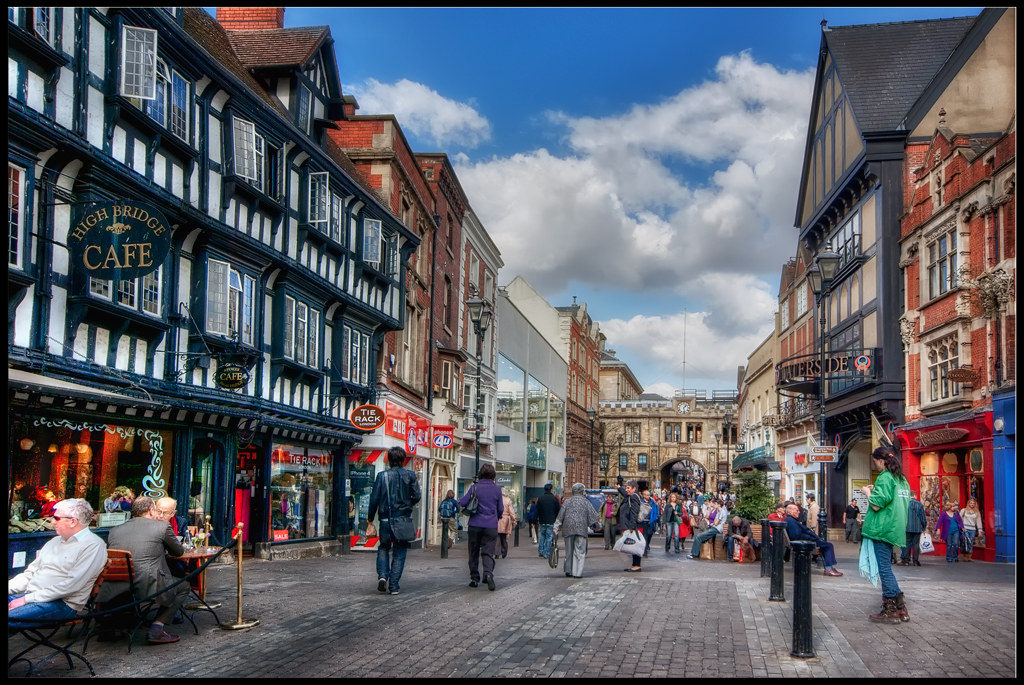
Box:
(377, 578), (388, 593)
(485, 573), (495, 591)
(147, 629), (180, 645)
(468, 580), (479, 588)
(390, 589), (400, 595)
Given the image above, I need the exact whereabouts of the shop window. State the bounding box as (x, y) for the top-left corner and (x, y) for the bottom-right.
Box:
(10, 418), (174, 524)
(549, 392), (564, 448)
(269, 444), (333, 540)
(497, 354), (525, 432)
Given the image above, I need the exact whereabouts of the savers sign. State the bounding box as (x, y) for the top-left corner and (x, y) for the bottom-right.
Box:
(69, 201), (171, 280)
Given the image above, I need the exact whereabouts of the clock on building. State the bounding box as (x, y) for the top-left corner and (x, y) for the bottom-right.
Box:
(677, 403), (690, 413)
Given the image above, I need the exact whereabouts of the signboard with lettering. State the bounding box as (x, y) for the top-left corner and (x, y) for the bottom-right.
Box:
(69, 201), (171, 280)
(432, 425), (455, 449)
(809, 446), (838, 463)
(385, 402), (430, 455)
(349, 404), (386, 431)
(215, 362), (249, 390)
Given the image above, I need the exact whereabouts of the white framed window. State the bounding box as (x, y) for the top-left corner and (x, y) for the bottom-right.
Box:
(927, 337), (960, 403)
(363, 218), (382, 267)
(440, 360), (460, 403)
(34, 7), (54, 46)
(89, 268), (163, 317)
(343, 324), (370, 385)
(283, 295), (319, 367)
(207, 258), (256, 345)
(169, 70), (189, 140)
(145, 60), (169, 124)
(308, 172), (329, 230)
(780, 296), (790, 329)
(232, 117), (257, 182)
(796, 281), (808, 316)
(121, 25), (158, 100)
(831, 211), (861, 270)
(927, 227), (958, 300)
(8, 163), (25, 269)
(330, 194), (343, 243)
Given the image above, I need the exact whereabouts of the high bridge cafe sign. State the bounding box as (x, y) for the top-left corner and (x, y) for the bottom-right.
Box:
(69, 201), (171, 280)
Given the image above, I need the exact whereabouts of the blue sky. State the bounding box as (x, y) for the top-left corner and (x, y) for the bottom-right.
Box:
(210, 7), (981, 395)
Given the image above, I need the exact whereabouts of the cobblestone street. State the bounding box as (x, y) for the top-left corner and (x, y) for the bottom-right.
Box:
(9, 538), (1016, 678)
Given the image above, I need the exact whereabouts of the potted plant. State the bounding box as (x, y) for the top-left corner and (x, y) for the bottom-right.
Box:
(733, 470), (776, 539)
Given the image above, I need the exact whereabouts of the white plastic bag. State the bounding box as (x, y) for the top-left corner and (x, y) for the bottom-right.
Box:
(920, 531), (935, 554)
(614, 529), (647, 557)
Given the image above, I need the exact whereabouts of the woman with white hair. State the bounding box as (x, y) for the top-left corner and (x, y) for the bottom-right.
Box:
(553, 483), (601, 578)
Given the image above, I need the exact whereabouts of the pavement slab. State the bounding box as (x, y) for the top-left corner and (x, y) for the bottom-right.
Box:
(7, 538), (1015, 678)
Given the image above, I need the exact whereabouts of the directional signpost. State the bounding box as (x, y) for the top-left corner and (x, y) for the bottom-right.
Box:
(809, 446), (838, 463)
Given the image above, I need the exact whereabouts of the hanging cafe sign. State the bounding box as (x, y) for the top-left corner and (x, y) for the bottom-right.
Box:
(69, 201), (171, 280)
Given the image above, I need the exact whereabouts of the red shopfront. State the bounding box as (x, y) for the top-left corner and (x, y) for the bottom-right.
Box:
(896, 412), (994, 562)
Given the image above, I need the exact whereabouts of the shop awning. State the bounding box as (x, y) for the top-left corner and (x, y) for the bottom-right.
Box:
(349, 449), (387, 463)
(732, 445), (772, 471)
(8, 368), (170, 411)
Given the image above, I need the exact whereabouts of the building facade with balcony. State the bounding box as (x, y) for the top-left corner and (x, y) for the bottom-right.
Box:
(8, 8), (418, 565)
(778, 14), (986, 530)
(893, 7), (1015, 562)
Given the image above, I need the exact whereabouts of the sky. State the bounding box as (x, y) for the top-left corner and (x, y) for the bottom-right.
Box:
(222, 7), (982, 397)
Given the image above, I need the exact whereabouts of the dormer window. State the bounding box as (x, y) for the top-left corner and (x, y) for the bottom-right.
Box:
(297, 85), (312, 135)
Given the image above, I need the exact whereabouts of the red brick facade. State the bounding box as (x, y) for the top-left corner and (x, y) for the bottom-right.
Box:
(215, 7), (285, 31)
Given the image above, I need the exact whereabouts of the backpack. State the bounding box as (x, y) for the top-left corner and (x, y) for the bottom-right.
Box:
(639, 500), (652, 521)
(439, 498), (458, 519)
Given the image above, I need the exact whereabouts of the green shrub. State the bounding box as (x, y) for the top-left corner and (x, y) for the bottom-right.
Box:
(733, 470), (775, 522)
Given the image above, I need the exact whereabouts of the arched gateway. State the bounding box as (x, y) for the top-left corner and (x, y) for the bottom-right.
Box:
(662, 459), (706, 492)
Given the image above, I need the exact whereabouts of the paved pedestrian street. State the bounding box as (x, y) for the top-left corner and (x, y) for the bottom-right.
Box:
(9, 538), (1015, 678)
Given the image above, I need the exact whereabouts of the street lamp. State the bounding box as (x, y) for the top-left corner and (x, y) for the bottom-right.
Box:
(723, 412), (733, 494)
(714, 431), (722, 493)
(466, 297), (493, 480)
(587, 408), (598, 488)
(807, 249), (840, 541)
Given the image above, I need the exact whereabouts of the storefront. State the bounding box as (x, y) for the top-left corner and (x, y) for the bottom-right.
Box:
(346, 400), (430, 552)
(896, 410), (994, 562)
(783, 442), (819, 506)
(495, 463), (524, 523)
(426, 426), (457, 546)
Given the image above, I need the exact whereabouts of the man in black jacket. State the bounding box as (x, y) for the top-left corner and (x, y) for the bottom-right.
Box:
(535, 483), (561, 559)
(367, 447), (422, 595)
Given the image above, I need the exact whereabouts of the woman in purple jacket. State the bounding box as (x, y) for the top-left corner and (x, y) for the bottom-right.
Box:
(935, 500), (965, 563)
(459, 463), (504, 591)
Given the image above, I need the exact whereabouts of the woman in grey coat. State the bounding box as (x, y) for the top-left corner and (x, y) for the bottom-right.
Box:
(554, 483), (602, 578)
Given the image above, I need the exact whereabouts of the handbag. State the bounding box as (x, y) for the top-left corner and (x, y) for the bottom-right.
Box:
(614, 529), (646, 557)
(920, 531), (935, 554)
(462, 484), (479, 517)
(959, 533), (972, 554)
(384, 471), (416, 542)
(548, 536), (560, 568)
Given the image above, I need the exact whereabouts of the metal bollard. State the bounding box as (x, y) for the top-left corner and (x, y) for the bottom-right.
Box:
(441, 520), (449, 559)
(220, 523), (259, 630)
(760, 519), (772, 578)
(817, 509), (828, 547)
(790, 541), (816, 658)
(769, 520), (786, 601)
(514, 521), (520, 547)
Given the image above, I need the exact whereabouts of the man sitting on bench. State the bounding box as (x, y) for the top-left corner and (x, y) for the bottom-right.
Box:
(8, 498), (107, 629)
(785, 503), (843, 576)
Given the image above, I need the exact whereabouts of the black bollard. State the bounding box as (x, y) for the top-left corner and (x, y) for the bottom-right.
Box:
(769, 520), (786, 601)
(441, 521), (449, 559)
(817, 509), (828, 547)
(514, 521), (520, 548)
(790, 541), (816, 658)
(760, 519), (772, 578)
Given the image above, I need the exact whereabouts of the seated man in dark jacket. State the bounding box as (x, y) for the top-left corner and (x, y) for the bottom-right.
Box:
(726, 516), (759, 560)
(785, 503), (843, 576)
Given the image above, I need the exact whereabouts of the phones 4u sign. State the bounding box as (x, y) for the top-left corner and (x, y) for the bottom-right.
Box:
(69, 201), (171, 280)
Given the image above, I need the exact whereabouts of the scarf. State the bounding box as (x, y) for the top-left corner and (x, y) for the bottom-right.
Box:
(858, 538), (879, 588)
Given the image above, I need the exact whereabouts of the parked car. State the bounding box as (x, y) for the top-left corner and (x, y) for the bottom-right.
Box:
(584, 489), (620, 536)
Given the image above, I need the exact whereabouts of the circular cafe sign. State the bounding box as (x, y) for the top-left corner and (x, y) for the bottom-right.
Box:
(215, 363), (249, 390)
(349, 404), (386, 431)
(69, 200), (171, 280)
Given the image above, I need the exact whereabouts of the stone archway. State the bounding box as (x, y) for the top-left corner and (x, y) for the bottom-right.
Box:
(662, 459), (706, 493)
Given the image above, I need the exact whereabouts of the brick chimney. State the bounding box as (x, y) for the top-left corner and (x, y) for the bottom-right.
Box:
(215, 7), (285, 31)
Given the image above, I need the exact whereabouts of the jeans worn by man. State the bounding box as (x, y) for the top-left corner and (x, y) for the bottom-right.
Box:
(367, 447), (422, 595)
(538, 524), (555, 558)
(375, 520), (407, 593)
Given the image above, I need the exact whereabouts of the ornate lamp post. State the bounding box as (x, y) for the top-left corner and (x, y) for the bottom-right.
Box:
(713, 430), (722, 493)
(466, 297), (493, 480)
(806, 249), (840, 540)
(723, 412), (733, 495)
(587, 408), (598, 488)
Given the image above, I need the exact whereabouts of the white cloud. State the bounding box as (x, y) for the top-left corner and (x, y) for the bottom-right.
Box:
(346, 78), (491, 149)
(454, 52), (811, 388)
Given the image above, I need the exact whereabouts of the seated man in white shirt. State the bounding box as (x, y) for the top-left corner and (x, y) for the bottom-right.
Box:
(8, 498), (107, 629)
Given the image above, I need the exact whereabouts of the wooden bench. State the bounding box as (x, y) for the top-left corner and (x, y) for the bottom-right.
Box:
(8, 562), (108, 677)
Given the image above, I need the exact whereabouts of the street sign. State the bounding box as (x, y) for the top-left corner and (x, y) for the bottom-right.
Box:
(809, 446), (838, 463)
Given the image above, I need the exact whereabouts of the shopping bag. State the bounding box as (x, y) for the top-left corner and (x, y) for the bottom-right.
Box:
(614, 529), (646, 557)
(920, 531), (935, 554)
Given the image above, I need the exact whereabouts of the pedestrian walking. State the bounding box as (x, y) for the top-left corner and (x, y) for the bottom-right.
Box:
(958, 497), (983, 562)
(678, 500), (693, 547)
(438, 490), (459, 549)
(553, 483), (601, 578)
(935, 500), (964, 564)
(662, 492), (682, 553)
(367, 446), (422, 596)
(600, 492), (617, 550)
(615, 476), (643, 572)
(844, 498), (861, 542)
(526, 498), (538, 544)
(459, 463), (503, 591)
(899, 491), (927, 566)
(806, 494), (820, 535)
(496, 488), (517, 559)
(536, 484), (561, 559)
(859, 445), (912, 623)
